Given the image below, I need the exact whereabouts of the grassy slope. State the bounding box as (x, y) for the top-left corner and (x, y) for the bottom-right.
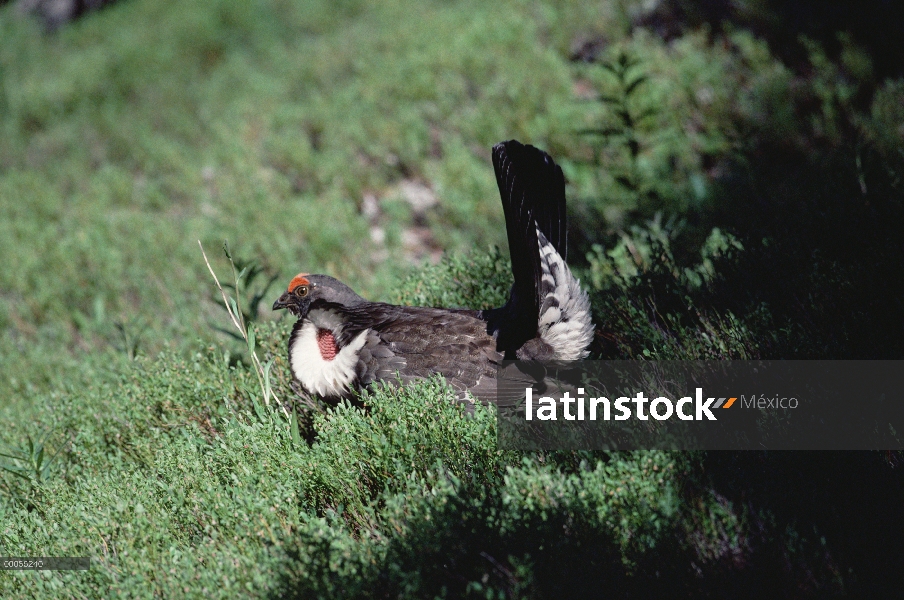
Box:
(0, 0), (578, 469)
(0, 1), (648, 596)
(2, 0), (903, 597)
(0, 0), (582, 359)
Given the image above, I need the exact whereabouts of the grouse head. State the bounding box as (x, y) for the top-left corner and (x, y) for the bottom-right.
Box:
(271, 273), (365, 319)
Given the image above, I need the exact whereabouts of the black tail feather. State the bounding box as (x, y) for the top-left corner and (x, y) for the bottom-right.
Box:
(488, 140), (568, 352)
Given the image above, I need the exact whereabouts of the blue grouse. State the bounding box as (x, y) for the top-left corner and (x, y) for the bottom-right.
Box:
(272, 140), (594, 402)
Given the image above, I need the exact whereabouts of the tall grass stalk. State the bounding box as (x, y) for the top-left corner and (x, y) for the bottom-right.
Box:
(199, 240), (289, 419)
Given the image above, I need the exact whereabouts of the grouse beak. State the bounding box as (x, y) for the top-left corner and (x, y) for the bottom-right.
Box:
(272, 292), (292, 311)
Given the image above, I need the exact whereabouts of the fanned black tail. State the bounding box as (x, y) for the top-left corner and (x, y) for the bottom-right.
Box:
(486, 139), (568, 354)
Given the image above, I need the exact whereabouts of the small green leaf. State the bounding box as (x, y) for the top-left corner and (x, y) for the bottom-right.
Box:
(34, 446), (44, 472)
(252, 395), (266, 422)
(290, 411), (301, 447)
(0, 463), (31, 481)
(634, 107), (657, 122)
(625, 75), (649, 96)
(0, 449), (24, 461)
(262, 360), (273, 402)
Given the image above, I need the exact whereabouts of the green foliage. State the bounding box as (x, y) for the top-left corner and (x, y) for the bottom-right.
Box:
(563, 29), (798, 227)
(0, 0), (577, 352)
(576, 51), (657, 209)
(396, 247), (512, 309)
(568, 25), (904, 361)
(0, 347), (301, 597)
(0, 337), (710, 598)
(216, 253), (281, 331)
(585, 218), (762, 360)
(2, 0), (904, 596)
(0, 428), (70, 505)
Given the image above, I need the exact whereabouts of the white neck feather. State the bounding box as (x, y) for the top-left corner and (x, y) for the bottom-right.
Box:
(289, 309), (367, 397)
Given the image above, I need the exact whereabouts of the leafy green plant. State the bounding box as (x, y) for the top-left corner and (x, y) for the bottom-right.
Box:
(585, 217), (762, 360)
(0, 428), (69, 503)
(216, 255), (280, 329)
(112, 316), (149, 360)
(199, 241), (294, 436)
(577, 50), (656, 206)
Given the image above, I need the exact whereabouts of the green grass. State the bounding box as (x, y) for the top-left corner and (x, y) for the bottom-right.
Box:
(0, 328), (710, 597)
(0, 0), (586, 357)
(2, 0), (904, 596)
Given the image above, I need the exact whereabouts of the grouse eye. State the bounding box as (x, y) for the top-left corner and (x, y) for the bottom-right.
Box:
(294, 285), (309, 298)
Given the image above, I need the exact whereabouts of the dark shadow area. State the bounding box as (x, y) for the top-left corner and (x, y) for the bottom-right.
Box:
(706, 145), (904, 359)
(567, 3), (904, 596)
(637, 0), (904, 84)
(580, 12), (904, 362)
(277, 453), (901, 598)
(705, 450), (904, 597)
(276, 479), (702, 599)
